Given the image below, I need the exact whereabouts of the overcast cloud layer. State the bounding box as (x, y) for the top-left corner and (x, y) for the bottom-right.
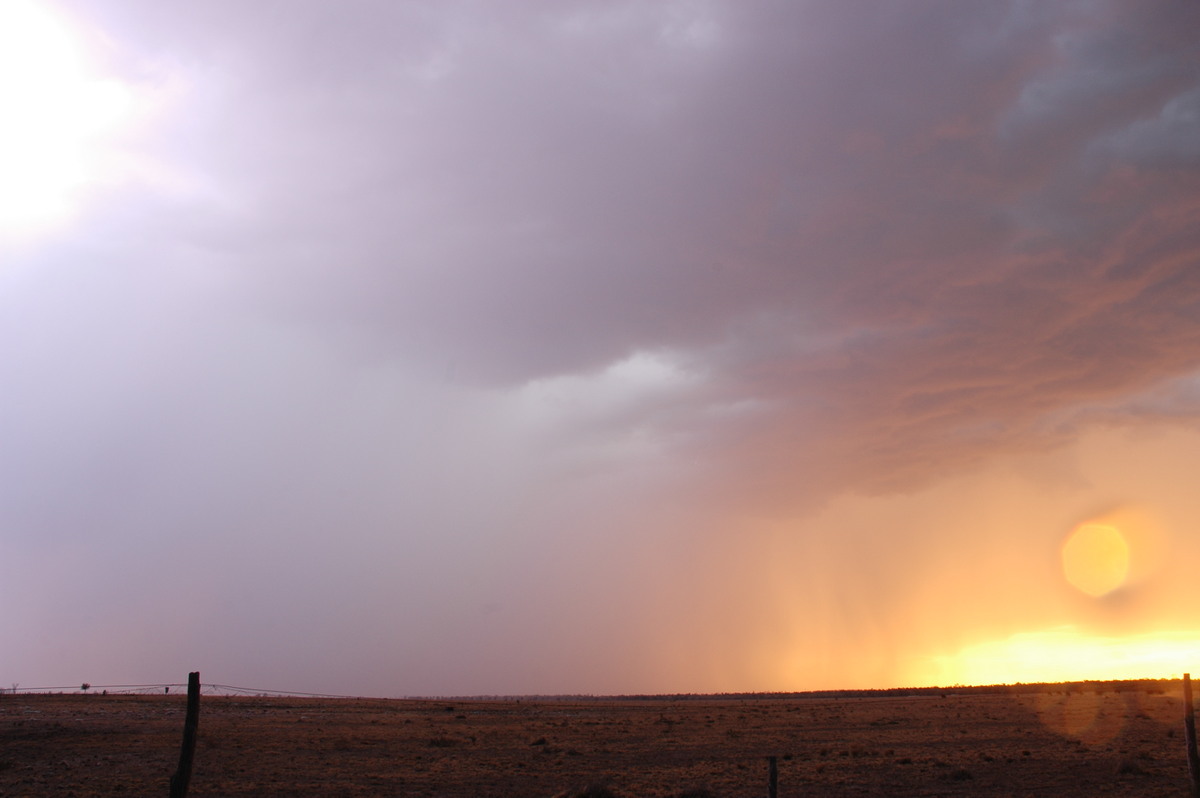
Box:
(3, 0), (1200, 696)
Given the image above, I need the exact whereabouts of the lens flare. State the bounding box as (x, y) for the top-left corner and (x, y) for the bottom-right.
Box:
(1061, 523), (1128, 597)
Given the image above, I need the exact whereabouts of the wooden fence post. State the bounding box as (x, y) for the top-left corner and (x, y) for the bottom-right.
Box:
(169, 672), (201, 798)
(1185, 673), (1200, 798)
(767, 755), (778, 798)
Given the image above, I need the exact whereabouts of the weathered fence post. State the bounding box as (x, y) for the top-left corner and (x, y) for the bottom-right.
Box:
(169, 672), (201, 798)
(1185, 673), (1200, 798)
(767, 755), (778, 798)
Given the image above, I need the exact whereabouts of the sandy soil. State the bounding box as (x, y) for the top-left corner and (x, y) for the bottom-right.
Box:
(0, 683), (1194, 796)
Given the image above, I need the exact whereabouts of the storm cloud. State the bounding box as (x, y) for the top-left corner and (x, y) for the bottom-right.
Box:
(3, 0), (1199, 696)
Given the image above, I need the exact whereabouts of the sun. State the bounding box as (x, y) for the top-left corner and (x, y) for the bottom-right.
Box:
(0, 0), (131, 234)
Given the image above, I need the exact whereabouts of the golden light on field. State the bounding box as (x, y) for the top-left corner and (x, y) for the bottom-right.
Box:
(0, 0), (131, 232)
(924, 626), (1200, 687)
(1061, 522), (1129, 597)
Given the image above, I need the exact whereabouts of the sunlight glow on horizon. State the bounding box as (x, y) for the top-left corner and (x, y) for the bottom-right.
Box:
(921, 626), (1200, 687)
(0, 0), (132, 234)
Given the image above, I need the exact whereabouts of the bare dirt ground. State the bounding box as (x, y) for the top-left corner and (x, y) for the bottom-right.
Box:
(0, 682), (1193, 796)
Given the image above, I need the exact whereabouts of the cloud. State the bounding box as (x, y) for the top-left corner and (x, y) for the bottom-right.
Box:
(4, 0), (1200, 694)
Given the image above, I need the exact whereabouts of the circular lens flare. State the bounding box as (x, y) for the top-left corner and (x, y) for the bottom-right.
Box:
(1062, 523), (1129, 597)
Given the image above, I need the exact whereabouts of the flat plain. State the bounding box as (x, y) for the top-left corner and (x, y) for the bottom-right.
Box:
(0, 682), (1193, 796)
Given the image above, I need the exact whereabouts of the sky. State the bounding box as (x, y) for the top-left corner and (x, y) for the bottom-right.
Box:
(2, 0), (1200, 698)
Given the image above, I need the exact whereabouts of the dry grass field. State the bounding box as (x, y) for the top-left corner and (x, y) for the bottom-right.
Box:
(1, 682), (1194, 796)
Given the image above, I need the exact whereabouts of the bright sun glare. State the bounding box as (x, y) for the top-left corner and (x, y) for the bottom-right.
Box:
(0, 0), (131, 233)
(925, 627), (1200, 687)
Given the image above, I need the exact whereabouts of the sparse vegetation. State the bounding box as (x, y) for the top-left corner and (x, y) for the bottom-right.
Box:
(555, 783), (623, 798)
(0, 683), (1190, 796)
